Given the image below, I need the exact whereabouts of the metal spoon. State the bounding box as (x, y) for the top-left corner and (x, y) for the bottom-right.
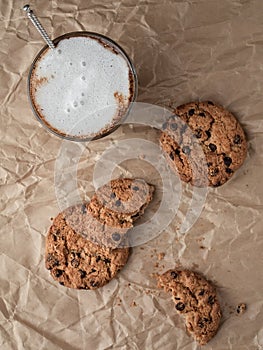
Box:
(23, 4), (55, 50)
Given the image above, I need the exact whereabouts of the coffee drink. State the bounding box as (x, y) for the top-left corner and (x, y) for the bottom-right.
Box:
(29, 32), (137, 140)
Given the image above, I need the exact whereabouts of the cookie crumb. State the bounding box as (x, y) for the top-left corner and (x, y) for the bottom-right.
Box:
(158, 252), (165, 261)
(154, 262), (159, 268)
(130, 301), (137, 307)
(200, 245), (206, 249)
(236, 303), (246, 315)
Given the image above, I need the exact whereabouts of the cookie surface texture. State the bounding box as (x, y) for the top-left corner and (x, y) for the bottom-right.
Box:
(45, 210), (130, 290)
(158, 269), (222, 345)
(160, 101), (247, 187)
(86, 178), (154, 247)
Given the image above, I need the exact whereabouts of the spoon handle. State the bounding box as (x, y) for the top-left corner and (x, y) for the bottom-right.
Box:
(23, 4), (55, 50)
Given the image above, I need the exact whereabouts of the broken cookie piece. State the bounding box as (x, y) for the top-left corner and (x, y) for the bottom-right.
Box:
(157, 269), (222, 345)
(64, 178), (154, 248)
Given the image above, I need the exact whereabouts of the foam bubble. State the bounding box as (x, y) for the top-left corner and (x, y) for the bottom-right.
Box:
(32, 36), (132, 137)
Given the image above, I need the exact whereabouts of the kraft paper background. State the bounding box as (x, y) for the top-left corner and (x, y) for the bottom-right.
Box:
(0, 1), (262, 349)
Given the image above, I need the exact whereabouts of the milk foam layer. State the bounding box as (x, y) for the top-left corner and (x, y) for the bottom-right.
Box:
(31, 36), (132, 138)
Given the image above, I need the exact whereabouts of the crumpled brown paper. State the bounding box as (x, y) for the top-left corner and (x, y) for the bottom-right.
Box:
(0, 0), (263, 349)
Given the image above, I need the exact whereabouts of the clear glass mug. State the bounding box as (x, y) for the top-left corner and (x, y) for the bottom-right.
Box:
(27, 31), (138, 141)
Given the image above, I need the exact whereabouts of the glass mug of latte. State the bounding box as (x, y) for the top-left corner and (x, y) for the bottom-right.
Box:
(25, 8), (137, 141)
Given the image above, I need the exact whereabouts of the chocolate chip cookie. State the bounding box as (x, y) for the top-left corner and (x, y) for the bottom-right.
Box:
(160, 101), (247, 187)
(86, 178), (154, 247)
(45, 210), (130, 290)
(157, 269), (222, 345)
(45, 178), (154, 288)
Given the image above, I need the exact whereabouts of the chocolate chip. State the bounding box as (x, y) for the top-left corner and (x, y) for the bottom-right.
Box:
(91, 268), (96, 273)
(169, 152), (174, 160)
(207, 162), (212, 167)
(162, 121), (168, 130)
(205, 130), (211, 138)
(112, 233), (121, 241)
(55, 229), (60, 235)
(234, 134), (241, 144)
(170, 271), (178, 279)
(188, 109), (195, 116)
(209, 143), (217, 152)
(208, 101), (214, 105)
(59, 282), (64, 286)
(115, 200), (121, 206)
(223, 156), (232, 167)
(181, 124), (187, 134)
(210, 167), (219, 176)
(214, 181), (221, 187)
(79, 270), (87, 278)
(199, 289), (205, 296)
(175, 148), (180, 155)
(182, 146), (191, 155)
(90, 281), (99, 288)
(208, 295), (215, 305)
(110, 192), (116, 199)
(46, 254), (59, 269)
(104, 258), (111, 264)
(199, 112), (206, 117)
(170, 123), (178, 131)
(132, 186), (139, 191)
(96, 256), (101, 262)
(52, 234), (57, 241)
(198, 320), (204, 328)
(175, 302), (185, 311)
(55, 269), (63, 278)
(81, 204), (87, 214)
(204, 317), (210, 322)
(195, 130), (202, 138)
(71, 259), (79, 268)
(226, 168), (233, 174)
(46, 253), (54, 262)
